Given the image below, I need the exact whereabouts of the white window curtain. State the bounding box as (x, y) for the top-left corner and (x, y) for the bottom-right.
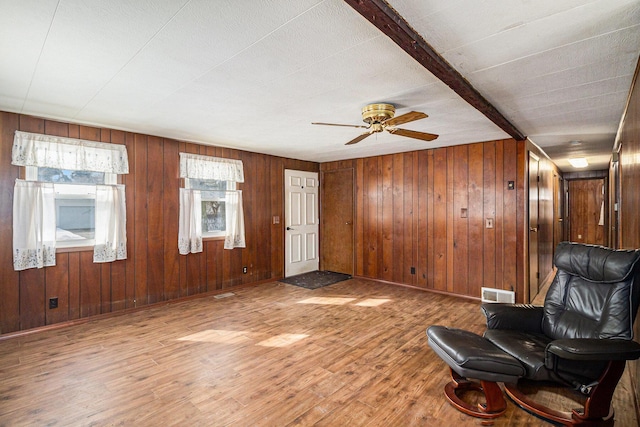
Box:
(94, 185), (127, 263)
(178, 153), (245, 252)
(178, 188), (203, 255)
(13, 180), (57, 271)
(12, 131), (129, 173)
(179, 152), (243, 182)
(11, 131), (129, 270)
(224, 190), (245, 250)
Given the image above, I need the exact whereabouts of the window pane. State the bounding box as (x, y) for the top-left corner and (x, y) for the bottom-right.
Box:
(190, 179), (228, 191)
(39, 167), (105, 184)
(202, 200), (226, 233)
(56, 198), (95, 241)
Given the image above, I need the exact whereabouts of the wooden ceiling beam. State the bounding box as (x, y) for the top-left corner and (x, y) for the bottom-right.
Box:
(344, 0), (526, 141)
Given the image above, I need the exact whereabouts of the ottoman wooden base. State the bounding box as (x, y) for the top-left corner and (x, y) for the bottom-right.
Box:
(444, 369), (506, 419)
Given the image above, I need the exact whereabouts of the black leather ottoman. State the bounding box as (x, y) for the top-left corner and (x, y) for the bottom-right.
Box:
(427, 325), (525, 419)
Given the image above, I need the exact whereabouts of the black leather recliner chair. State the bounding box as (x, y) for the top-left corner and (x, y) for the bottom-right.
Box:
(427, 242), (640, 425)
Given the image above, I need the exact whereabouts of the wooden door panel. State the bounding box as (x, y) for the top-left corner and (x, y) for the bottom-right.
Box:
(321, 168), (354, 275)
(569, 179), (605, 246)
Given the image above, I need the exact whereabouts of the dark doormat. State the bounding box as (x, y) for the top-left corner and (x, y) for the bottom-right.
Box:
(280, 270), (352, 290)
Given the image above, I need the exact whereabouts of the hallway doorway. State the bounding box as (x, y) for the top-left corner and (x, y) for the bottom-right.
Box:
(567, 178), (606, 246)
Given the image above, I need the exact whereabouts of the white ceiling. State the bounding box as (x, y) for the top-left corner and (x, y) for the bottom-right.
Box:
(1, 0), (638, 171)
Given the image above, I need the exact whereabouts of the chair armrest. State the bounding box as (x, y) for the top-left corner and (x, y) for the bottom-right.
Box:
(481, 303), (543, 332)
(547, 339), (640, 362)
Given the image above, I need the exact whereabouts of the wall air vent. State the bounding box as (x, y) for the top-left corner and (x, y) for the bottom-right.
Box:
(481, 287), (515, 304)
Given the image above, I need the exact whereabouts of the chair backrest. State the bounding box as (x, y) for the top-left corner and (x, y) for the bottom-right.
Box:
(542, 242), (640, 341)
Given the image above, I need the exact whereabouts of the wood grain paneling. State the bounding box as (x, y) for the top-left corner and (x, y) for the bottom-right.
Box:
(0, 113), (20, 334)
(0, 111), (317, 335)
(483, 141), (497, 289)
(68, 252), (81, 320)
(122, 132), (137, 309)
(146, 136), (165, 304)
(615, 56), (640, 418)
(45, 254), (69, 325)
(417, 151), (429, 287)
(79, 251), (101, 318)
(323, 139), (528, 302)
(432, 148), (447, 292)
(133, 133), (149, 306)
(468, 143), (484, 298)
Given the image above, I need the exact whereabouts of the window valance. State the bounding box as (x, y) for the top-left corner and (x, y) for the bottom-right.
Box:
(179, 153), (244, 182)
(12, 131), (129, 174)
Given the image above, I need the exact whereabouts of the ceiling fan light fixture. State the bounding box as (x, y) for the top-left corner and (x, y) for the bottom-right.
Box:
(568, 157), (588, 168)
(371, 123), (384, 133)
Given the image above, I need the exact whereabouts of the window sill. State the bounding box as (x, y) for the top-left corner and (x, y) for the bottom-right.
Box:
(202, 235), (225, 242)
(56, 245), (93, 253)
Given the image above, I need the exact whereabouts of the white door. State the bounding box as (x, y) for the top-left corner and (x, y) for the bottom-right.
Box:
(285, 169), (319, 277)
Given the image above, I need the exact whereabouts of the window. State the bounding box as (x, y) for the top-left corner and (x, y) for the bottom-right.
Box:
(178, 153), (245, 254)
(11, 131), (129, 270)
(185, 178), (235, 237)
(28, 167), (116, 248)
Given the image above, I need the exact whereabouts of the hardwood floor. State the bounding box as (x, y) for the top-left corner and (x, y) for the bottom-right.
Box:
(0, 279), (636, 426)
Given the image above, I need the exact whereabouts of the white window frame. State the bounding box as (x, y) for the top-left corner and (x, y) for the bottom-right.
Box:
(26, 166), (117, 248)
(184, 177), (236, 238)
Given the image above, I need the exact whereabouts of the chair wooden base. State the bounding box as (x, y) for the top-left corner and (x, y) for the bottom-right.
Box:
(504, 360), (625, 426)
(443, 368), (507, 419)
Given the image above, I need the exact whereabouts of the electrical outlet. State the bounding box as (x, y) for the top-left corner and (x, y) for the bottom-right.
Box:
(242, 266), (247, 274)
(49, 297), (58, 309)
(410, 267), (416, 275)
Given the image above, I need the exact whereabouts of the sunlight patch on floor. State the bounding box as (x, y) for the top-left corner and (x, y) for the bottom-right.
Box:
(297, 296), (392, 307)
(354, 298), (391, 307)
(256, 333), (309, 347)
(297, 297), (357, 305)
(177, 329), (251, 344)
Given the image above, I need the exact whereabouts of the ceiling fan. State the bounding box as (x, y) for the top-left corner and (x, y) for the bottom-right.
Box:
(312, 103), (438, 145)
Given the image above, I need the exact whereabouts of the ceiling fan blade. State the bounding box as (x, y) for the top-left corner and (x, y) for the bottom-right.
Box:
(388, 128), (439, 141)
(312, 122), (369, 129)
(345, 132), (373, 145)
(383, 111), (427, 127)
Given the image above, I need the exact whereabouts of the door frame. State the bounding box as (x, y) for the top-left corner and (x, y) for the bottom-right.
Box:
(528, 151), (540, 303)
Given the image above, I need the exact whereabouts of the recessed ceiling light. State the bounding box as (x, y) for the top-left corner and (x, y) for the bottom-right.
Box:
(568, 157), (588, 168)
(569, 140), (582, 146)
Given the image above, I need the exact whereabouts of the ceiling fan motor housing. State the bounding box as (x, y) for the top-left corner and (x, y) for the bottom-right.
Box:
(362, 103), (395, 125)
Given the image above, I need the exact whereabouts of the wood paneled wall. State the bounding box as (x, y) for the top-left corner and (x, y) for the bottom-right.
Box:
(616, 57), (640, 420)
(322, 139), (530, 301)
(0, 111), (318, 335)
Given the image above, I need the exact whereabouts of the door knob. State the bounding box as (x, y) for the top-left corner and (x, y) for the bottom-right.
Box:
(529, 227), (538, 232)
(286, 226), (295, 231)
